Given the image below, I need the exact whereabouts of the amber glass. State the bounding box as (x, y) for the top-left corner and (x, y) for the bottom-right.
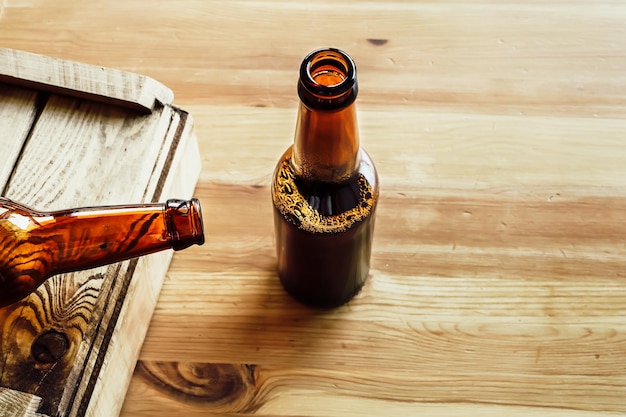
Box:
(0, 197), (204, 307)
(272, 48), (379, 308)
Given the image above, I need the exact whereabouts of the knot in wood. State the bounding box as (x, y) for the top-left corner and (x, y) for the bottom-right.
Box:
(137, 361), (258, 412)
(31, 330), (69, 364)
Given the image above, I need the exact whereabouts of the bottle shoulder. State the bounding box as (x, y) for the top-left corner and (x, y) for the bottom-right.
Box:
(272, 146), (378, 233)
(274, 146), (378, 189)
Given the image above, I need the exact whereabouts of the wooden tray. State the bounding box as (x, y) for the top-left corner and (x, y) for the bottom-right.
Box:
(0, 48), (201, 417)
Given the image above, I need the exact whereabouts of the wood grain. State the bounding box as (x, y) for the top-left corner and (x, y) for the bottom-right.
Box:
(1, 0), (626, 416)
(0, 48), (174, 113)
(0, 388), (46, 417)
(0, 85), (38, 189)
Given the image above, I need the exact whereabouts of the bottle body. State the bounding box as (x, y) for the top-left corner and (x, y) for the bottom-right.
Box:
(0, 198), (204, 307)
(272, 48), (379, 308)
(272, 147), (378, 307)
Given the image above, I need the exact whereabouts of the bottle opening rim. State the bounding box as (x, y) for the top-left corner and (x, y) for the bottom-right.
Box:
(300, 48), (356, 98)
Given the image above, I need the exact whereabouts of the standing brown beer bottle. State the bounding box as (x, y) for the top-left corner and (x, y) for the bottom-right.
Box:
(271, 47), (379, 308)
(0, 197), (204, 307)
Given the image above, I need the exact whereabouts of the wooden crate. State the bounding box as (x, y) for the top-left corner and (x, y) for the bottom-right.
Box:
(0, 48), (202, 417)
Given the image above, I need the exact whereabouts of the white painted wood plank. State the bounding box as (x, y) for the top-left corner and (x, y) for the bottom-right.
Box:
(0, 48), (174, 113)
(0, 84), (38, 190)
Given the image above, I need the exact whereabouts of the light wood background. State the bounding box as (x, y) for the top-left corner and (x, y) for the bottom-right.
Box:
(2, 1), (626, 416)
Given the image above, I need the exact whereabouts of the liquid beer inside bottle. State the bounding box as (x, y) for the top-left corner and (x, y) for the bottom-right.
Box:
(272, 48), (379, 308)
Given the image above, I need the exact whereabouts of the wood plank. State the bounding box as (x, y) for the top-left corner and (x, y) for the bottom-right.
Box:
(2, 1), (625, 115)
(3, 94), (176, 207)
(0, 388), (46, 417)
(0, 84), (38, 190)
(183, 105), (626, 195)
(0, 48), (174, 114)
(0, 87), (200, 415)
(125, 361), (625, 416)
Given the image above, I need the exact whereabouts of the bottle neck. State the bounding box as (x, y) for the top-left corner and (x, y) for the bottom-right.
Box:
(291, 48), (361, 183)
(292, 103), (360, 183)
(50, 198), (204, 273)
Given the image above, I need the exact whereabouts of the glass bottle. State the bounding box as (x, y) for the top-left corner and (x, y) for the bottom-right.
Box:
(0, 197), (204, 307)
(271, 47), (379, 308)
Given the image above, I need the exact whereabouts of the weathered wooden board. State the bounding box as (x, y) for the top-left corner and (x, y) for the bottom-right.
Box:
(0, 48), (174, 113)
(0, 388), (46, 417)
(0, 48), (201, 417)
(0, 85), (38, 189)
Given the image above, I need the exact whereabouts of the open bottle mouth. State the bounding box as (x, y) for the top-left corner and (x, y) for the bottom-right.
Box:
(188, 198), (205, 246)
(166, 198), (205, 250)
(298, 48), (358, 110)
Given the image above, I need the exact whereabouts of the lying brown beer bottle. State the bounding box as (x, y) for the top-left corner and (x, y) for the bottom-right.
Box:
(0, 197), (204, 307)
(271, 47), (379, 308)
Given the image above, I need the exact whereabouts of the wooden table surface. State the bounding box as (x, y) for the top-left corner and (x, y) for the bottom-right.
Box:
(2, 1), (626, 416)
